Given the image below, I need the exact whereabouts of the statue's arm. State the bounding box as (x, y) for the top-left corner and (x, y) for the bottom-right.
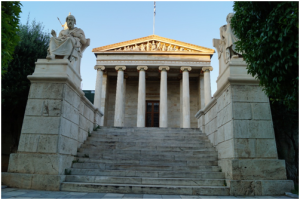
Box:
(77, 29), (87, 45)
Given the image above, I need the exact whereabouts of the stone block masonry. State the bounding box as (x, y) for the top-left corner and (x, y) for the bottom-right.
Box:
(195, 58), (294, 196)
(2, 59), (102, 190)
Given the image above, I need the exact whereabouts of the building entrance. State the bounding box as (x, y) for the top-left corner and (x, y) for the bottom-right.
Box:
(146, 101), (159, 127)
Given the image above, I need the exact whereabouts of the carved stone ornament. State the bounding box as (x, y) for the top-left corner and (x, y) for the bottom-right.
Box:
(137, 66), (148, 71)
(115, 66), (126, 71)
(94, 65), (105, 71)
(158, 66), (170, 71)
(180, 66), (192, 72)
(202, 66), (213, 72)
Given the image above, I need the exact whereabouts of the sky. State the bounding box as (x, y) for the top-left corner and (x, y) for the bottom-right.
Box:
(19, 1), (234, 95)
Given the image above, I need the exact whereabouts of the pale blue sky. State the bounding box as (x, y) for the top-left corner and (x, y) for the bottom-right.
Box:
(19, 1), (234, 94)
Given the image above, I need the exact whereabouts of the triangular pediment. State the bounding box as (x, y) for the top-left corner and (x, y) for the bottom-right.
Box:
(92, 35), (215, 53)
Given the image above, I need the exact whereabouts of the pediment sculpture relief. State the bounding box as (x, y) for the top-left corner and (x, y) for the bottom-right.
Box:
(219, 13), (242, 63)
(46, 14), (90, 74)
(111, 41), (197, 52)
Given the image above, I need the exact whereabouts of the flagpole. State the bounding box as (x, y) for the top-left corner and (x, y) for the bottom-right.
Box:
(153, 1), (156, 35)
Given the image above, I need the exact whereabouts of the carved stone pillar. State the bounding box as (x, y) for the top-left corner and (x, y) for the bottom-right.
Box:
(114, 66), (126, 127)
(94, 65), (105, 111)
(181, 66), (192, 128)
(202, 66), (213, 106)
(136, 66), (148, 127)
(159, 66), (170, 128)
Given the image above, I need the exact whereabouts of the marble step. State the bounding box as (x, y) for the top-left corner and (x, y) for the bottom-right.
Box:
(76, 152), (218, 161)
(65, 169), (224, 178)
(65, 175), (225, 186)
(87, 137), (210, 143)
(89, 134), (208, 141)
(61, 182), (230, 195)
(81, 143), (213, 151)
(72, 163), (221, 172)
(72, 158), (218, 167)
(95, 127), (200, 132)
(84, 140), (213, 148)
(77, 148), (217, 156)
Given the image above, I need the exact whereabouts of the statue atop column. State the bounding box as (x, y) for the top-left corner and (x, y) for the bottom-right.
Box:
(46, 14), (90, 74)
(219, 13), (242, 63)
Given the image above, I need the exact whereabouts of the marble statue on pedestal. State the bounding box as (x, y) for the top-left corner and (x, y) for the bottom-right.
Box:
(46, 14), (90, 74)
(220, 13), (242, 63)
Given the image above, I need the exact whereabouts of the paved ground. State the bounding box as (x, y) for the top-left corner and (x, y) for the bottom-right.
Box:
(1, 187), (298, 199)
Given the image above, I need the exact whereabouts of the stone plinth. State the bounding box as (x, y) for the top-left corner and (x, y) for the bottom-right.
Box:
(195, 58), (294, 196)
(2, 59), (102, 190)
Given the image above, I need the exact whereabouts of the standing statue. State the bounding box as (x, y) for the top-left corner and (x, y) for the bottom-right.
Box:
(46, 14), (90, 74)
(162, 43), (166, 51)
(146, 42), (151, 51)
(157, 42), (161, 51)
(151, 41), (156, 51)
(220, 13), (242, 63)
(167, 44), (172, 51)
(140, 43), (145, 51)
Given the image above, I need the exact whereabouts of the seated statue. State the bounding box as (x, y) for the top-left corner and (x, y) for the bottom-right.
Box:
(46, 14), (90, 74)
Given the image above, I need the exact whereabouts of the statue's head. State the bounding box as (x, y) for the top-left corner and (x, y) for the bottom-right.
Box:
(66, 15), (76, 29)
(226, 13), (234, 24)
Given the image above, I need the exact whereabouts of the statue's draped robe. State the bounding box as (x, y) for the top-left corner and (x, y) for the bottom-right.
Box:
(48, 27), (85, 59)
(222, 24), (241, 55)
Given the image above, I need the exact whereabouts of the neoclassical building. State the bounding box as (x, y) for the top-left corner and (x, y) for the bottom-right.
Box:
(92, 35), (214, 128)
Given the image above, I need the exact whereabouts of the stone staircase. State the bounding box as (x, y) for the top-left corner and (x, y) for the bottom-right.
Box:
(61, 127), (229, 195)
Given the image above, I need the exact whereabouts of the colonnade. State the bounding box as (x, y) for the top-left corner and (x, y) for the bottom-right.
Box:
(93, 65), (212, 128)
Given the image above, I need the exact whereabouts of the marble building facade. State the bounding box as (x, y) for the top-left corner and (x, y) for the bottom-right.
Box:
(92, 34), (214, 128)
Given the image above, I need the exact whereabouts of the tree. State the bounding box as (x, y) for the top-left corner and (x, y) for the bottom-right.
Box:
(231, 1), (299, 187)
(2, 18), (50, 165)
(1, 1), (22, 75)
(231, 2), (298, 109)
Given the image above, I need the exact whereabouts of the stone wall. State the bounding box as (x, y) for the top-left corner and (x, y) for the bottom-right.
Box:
(195, 60), (294, 195)
(2, 59), (102, 190)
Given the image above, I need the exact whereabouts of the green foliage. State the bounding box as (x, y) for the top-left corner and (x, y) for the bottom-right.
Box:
(93, 125), (100, 131)
(2, 18), (50, 107)
(1, 1), (22, 75)
(231, 2), (298, 109)
(64, 169), (71, 175)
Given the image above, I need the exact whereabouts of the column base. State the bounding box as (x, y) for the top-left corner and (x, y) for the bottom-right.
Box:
(2, 172), (65, 191)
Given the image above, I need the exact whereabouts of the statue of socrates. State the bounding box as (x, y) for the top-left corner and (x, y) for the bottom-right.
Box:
(46, 15), (88, 65)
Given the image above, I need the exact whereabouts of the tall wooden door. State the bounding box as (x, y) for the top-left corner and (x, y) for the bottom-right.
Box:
(146, 101), (159, 127)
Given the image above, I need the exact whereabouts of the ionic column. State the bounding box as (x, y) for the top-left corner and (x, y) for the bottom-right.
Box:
(159, 66), (170, 128)
(202, 66), (213, 106)
(94, 65), (105, 110)
(114, 66), (126, 127)
(181, 66), (192, 128)
(136, 66), (148, 127)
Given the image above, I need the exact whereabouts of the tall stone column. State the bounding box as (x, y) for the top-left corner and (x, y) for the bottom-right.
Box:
(202, 66), (213, 106)
(159, 66), (169, 128)
(93, 65), (105, 110)
(181, 66), (192, 128)
(114, 66), (126, 127)
(136, 66), (148, 127)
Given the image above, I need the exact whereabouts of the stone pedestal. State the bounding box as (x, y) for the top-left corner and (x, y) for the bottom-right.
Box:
(195, 57), (294, 195)
(2, 59), (102, 190)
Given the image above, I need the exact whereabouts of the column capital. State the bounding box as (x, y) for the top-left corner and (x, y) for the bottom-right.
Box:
(137, 66), (148, 71)
(94, 65), (105, 71)
(202, 66), (213, 72)
(159, 66), (170, 71)
(115, 66), (126, 71)
(180, 66), (192, 72)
